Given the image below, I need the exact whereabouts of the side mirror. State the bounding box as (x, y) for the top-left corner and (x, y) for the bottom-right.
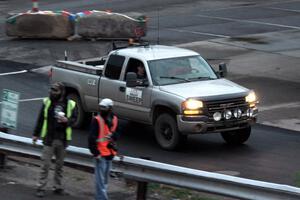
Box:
(218, 63), (227, 78)
(126, 72), (137, 87)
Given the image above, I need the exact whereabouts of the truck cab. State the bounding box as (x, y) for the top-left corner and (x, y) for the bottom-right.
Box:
(99, 45), (258, 149)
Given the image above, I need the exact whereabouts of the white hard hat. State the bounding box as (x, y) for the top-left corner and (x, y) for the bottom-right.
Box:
(99, 98), (113, 110)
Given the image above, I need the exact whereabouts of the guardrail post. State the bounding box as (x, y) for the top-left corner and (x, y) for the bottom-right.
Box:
(0, 127), (8, 168)
(136, 157), (150, 200)
(0, 151), (6, 168)
(136, 181), (148, 200)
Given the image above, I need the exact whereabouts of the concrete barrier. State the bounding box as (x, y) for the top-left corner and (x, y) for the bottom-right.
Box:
(6, 11), (75, 39)
(77, 11), (147, 39)
(5, 10), (147, 40)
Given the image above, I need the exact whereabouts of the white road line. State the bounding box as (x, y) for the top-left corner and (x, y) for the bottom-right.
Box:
(268, 7), (300, 13)
(259, 102), (300, 112)
(18, 97), (45, 102)
(261, 119), (300, 132)
(167, 28), (230, 38)
(30, 66), (52, 74)
(0, 70), (28, 76)
(147, 25), (230, 38)
(196, 14), (300, 30)
(198, 0), (300, 12)
(0, 97), (44, 104)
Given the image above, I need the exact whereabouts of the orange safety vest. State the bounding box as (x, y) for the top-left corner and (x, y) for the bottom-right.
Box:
(95, 115), (118, 157)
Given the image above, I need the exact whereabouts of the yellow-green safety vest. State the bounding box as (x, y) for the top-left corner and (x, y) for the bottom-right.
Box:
(40, 97), (76, 141)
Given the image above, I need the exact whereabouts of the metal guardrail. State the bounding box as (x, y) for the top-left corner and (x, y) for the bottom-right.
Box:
(1, 131), (300, 200)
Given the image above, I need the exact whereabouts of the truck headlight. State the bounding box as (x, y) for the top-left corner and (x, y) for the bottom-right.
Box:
(182, 99), (203, 115)
(245, 91), (256, 103)
(245, 91), (257, 106)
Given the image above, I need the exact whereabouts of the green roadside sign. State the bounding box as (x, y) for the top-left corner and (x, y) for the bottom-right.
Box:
(0, 89), (20, 130)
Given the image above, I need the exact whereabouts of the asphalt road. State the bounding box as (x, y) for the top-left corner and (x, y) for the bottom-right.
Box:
(0, 0), (300, 187)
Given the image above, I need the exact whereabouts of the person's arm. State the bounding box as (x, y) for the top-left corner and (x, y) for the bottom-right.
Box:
(67, 105), (77, 127)
(33, 104), (45, 142)
(111, 116), (120, 141)
(88, 118), (100, 157)
(58, 100), (77, 125)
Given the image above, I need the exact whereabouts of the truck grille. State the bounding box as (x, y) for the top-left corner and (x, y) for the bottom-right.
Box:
(204, 97), (249, 122)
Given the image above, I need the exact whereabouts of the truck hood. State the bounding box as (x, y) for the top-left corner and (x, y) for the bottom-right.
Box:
(159, 79), (249, 100)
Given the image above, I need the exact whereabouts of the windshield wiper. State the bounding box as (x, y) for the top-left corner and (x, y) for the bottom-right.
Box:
(188, 76), (216, 81)
(159, 76), (191, 82)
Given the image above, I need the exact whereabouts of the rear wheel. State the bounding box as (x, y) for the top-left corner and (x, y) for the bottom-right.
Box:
(221, 127), (251, 145)
(67, 93), (91, 128)
(154, 113), (187, 150)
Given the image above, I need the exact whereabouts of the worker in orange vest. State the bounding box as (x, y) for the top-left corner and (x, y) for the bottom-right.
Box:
(88, 98), (119, 200)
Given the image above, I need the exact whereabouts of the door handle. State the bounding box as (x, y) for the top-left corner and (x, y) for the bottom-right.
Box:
(119, 86), (126, 92)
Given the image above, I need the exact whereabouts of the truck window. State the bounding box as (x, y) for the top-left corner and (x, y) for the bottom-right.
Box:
(104, 55), (125, 80)
(124, 58), (147, 80)
(148, 56), (217, 86)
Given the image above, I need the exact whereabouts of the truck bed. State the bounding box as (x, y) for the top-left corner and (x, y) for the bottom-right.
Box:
(56, 57), (106, 75)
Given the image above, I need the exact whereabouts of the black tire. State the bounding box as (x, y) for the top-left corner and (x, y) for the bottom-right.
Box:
(221, 127), (251, 145)
(67, 93), (90, 129)
(154, 113), (187, 150)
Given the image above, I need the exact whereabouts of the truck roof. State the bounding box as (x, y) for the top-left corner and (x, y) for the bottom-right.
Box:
(113, 45), (199, 61)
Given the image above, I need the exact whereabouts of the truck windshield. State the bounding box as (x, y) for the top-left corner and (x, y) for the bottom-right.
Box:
(148, 56), (217, 86)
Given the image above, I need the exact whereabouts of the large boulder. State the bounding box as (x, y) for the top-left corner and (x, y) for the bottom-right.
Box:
(6, 11), (75, 39)
(77, 11), (147, 39)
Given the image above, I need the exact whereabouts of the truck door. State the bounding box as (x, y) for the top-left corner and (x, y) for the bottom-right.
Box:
(99, 54), (126, 117)
(120, 58), (152, 123)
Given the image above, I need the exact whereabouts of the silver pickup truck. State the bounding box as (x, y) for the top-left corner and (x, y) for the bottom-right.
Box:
(51, 44), (258, 150)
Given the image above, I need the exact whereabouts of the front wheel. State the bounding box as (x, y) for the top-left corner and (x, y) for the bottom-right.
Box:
(154, 113), (187, 150)
(221, 127), (251, 145)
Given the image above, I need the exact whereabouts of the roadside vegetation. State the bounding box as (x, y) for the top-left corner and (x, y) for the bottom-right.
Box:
(148, 183), (222, 200)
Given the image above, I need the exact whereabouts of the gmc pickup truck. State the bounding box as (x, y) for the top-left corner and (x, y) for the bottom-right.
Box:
(51, 44), (258, 150)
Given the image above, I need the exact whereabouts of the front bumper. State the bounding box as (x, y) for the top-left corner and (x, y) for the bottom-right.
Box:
(177, 109), (258, 134)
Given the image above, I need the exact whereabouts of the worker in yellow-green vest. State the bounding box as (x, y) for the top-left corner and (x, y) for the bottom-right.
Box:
(32, 82), (76, 198)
